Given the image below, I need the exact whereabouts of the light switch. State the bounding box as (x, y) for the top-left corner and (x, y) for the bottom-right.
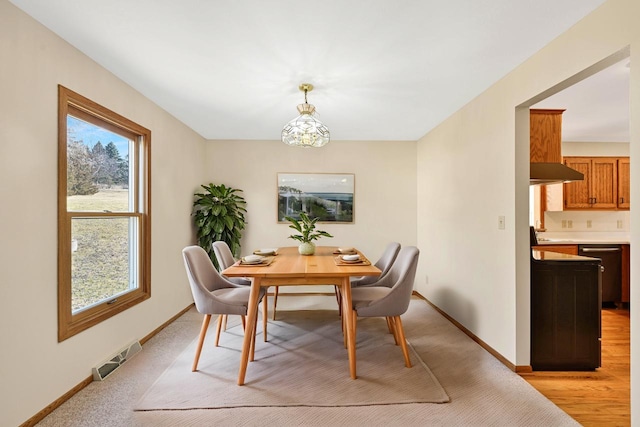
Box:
(498, 216), (505, 230)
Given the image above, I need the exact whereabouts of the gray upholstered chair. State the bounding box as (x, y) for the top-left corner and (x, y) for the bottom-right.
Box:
(212, 241), (270, 340)
(212, 241), (251, 287)
(213, 240), (279, 324)
(182, 245), (267, 371)
(351, 242), (401, 287)
(335, 242), (401, 313)
(349, 246), (420, 368)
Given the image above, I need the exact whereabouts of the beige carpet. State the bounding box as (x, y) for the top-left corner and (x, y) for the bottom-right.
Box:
(135, 309), (450, 410)
(35, 296), (580, 426)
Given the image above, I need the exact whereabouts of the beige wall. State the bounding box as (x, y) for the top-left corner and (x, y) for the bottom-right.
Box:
(0, 2), (205, 425)
(563, 141), (630, 156)
(205, 139), (417, 262)
(416, 0), (639, 418)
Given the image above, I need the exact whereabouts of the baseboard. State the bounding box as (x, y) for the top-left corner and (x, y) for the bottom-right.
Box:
(411, 291), (524, 373)
(20, 304), (194, 427)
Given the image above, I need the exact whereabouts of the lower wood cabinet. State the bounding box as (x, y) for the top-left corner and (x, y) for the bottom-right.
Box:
(531, 258), (601, 370)
(532, 245), (578, 255)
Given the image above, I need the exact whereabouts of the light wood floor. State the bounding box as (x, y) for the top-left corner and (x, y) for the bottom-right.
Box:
(520, 308), (630, 426)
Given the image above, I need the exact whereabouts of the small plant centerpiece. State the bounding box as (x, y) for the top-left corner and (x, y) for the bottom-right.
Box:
(284, 212), (333, 255)
(192, 183), (247, 270)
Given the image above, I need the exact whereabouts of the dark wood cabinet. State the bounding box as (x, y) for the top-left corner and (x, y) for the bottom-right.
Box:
(531, 257), (601, 370)
(532, 245), (578, 255)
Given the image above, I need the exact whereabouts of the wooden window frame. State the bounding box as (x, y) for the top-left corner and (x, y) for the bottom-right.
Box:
(58, 85), (151, 341)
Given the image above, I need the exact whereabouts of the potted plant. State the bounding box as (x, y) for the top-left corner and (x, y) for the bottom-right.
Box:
(284, 212), (333, 255)
(192, 183), (247, 269)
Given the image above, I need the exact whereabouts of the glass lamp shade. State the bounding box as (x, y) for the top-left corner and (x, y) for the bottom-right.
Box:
(281, 103), (330, 148)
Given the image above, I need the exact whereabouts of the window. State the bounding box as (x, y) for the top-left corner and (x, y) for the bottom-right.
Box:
(58, 85), (151, 341)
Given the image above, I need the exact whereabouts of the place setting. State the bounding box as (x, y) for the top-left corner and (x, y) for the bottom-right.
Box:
(332, 247), (371, 266)
(236, 249), (278, 266)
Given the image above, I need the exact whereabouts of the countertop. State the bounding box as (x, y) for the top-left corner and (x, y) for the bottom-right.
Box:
(534, 231), (630, 245)
(531, 250), (602, 262)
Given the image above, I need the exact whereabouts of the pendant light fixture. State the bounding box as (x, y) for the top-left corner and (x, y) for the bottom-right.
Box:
(281, 83), (330, 148)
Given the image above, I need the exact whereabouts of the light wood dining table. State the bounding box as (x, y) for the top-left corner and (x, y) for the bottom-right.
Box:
(222, 246), (381, 385)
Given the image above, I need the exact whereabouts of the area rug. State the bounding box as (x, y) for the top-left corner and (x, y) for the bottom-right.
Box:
(135, 309), (449, 411)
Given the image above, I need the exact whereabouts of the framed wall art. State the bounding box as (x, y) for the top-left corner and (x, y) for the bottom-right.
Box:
(277, 173), (354, 223)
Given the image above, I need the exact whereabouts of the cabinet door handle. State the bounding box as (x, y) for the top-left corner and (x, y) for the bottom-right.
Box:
(582, 247), (621, 252)
(620, 197), (624, 204)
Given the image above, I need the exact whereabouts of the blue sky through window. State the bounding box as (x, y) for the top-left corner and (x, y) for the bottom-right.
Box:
(67, 116), (130, 155)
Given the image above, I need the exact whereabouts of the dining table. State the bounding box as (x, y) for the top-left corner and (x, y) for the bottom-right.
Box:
(222, 245), (381, 385)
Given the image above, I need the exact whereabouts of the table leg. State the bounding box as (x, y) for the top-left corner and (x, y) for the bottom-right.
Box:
(237, 277), (262, 385)
(341, 276), (357, 379)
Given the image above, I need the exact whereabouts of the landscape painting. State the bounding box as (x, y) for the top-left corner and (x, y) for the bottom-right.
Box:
(278, 173), (354, 223)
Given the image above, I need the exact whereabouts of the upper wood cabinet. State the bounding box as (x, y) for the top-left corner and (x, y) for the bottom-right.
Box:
(618, 157), (630, 209)
(530, 109), (564, 163)
(563, 157), (628, 210)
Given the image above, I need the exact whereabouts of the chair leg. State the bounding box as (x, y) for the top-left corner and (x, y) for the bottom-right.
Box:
(250, 313), (257, 362)
(192, 314), (211, 372)
(335, 285), (342, 316)
(263, 295), (268, 342)
(214, 314), (224, 347)
(393, 316), (412, 368)
(241, 315), (246, 331)
(272, 286), (279, 320)
(387, 317), (399, 345)
(223, 314), (229, 331)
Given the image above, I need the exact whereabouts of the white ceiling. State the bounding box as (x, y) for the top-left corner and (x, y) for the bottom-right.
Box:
(534, 58), (630, 143)
(11, 0), (622, 142)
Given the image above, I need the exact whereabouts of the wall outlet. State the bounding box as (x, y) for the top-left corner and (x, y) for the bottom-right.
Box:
(567, 220), (573, 229)
(587, 220), (592, 228)
(562, 220), (567, 229)
(617, 220), (623, 229)
(498, 216), (505, 230)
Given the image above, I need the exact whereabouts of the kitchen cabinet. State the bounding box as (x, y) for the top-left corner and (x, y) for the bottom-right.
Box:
(531, 253), (601, 370)
(530, 109), (563, 163)
(618, 157), (630, 209)
(532, 245), (578, 255)
(563, 157), (619, 209)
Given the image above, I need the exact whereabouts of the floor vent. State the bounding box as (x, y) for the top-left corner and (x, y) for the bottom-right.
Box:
(92, 340), (142, 381)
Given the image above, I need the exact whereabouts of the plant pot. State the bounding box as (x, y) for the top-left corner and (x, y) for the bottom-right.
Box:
(298, 242), (316, 255)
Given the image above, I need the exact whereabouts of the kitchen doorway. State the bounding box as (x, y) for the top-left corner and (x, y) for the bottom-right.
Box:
(516, 47), (631, 422)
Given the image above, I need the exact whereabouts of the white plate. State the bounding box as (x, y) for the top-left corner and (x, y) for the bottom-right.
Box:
(243, 255), (264, 263)
(254, 248), (277, 255)
(341, 254), (360, 262)
(338, 247), (356, 254)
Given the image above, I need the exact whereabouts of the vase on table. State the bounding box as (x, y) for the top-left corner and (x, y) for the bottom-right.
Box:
(298, 242), (315, 255)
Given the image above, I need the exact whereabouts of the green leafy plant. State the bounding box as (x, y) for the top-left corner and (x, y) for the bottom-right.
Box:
(192, 183), (247, 269)
(284, 212), (333, 243)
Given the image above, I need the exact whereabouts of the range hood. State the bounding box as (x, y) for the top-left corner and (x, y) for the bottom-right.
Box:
(530, 162), (584, 185)
(529, 109), (584, 185)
